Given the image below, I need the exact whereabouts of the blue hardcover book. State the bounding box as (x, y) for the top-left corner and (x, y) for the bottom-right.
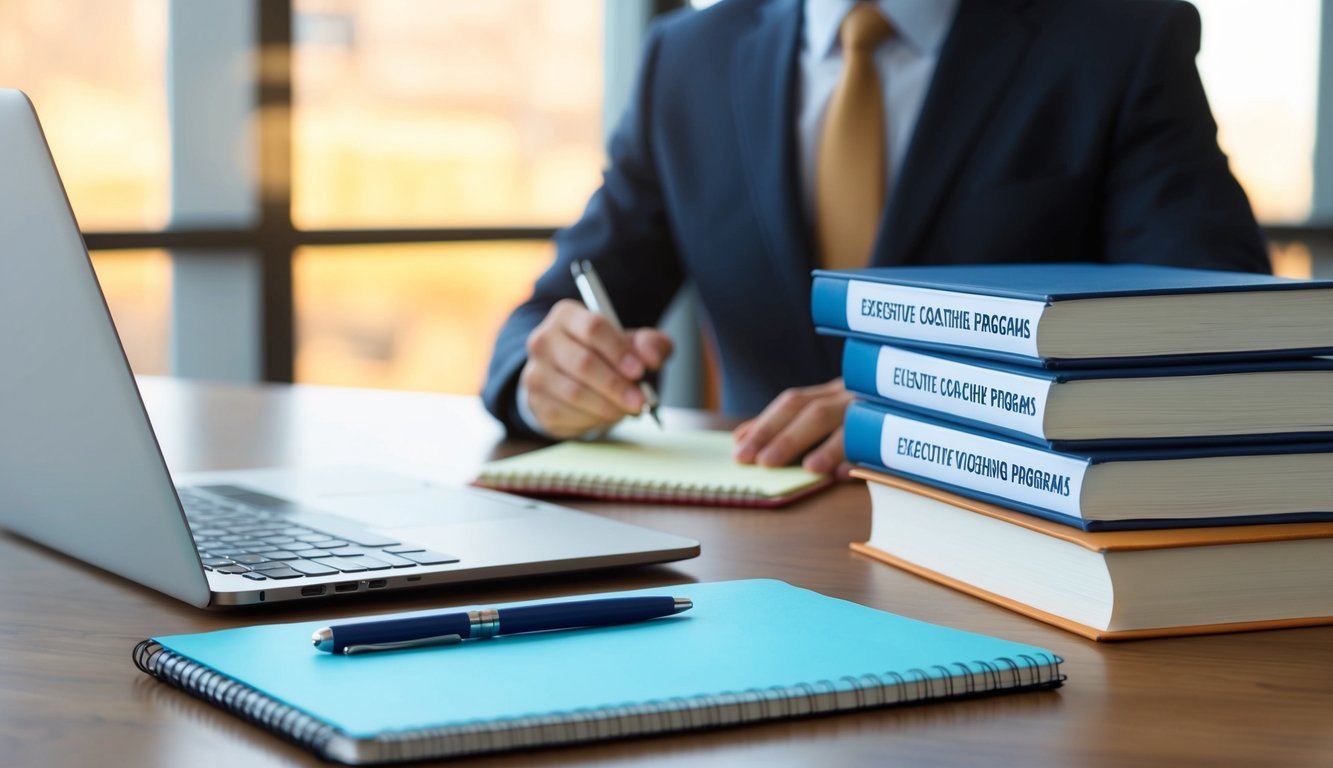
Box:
(841, 338), (1333, 450)
(132, 580), (1064, 764)
(811, 263), (1333, 368)
(844, 400), (1333, 532)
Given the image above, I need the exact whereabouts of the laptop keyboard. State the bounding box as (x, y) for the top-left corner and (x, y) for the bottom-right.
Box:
(179, 485), (458, 582)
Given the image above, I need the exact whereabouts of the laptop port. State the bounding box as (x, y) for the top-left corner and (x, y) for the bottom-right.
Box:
(367, 579), (387, 589)
(301, 585), (326, 597)
(334, 582), (359, 593)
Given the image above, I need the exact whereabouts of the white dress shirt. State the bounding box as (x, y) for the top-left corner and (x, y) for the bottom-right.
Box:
(518, 0), (960, 436)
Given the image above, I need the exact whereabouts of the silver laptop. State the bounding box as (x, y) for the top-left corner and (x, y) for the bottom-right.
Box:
(0, 89), (699, 607)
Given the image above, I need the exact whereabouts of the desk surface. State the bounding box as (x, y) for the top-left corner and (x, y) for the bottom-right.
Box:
(3, 377), (1331, 768)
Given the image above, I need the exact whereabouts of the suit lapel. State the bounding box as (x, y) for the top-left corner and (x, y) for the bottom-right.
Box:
(878, 0), (1034, 265)
(731, 0), (814, 303)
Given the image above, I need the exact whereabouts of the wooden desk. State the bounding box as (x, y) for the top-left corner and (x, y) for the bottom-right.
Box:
(3, 378), (1331, 767)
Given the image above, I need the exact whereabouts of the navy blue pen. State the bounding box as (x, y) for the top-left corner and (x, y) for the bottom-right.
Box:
(311, 596), (693, 655)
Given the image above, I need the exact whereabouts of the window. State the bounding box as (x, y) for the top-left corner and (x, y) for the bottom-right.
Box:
(3, 0), (1325, 395)
(0, 0), (612, 393)
(294, 242), (553, 392)
(290, 0), (605, 391)
(293, 0), (604, 229)
(1, 1), (174, 374)
(0, 0), (170, 231)
(1192, 0), (1322, 278)
(90, 250), (173, 375)
(1193, 0), (1320, 225)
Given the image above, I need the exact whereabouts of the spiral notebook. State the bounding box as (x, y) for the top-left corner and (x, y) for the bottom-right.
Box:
(473, 428), (832, 507)
(133, 579), (1065, 764)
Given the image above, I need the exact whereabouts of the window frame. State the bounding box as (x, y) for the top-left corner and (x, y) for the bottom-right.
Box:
(82, 0), (1333, 387)
(84, 0), (686, 383)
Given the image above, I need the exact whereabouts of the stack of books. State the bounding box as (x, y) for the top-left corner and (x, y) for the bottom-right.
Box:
(812, 263), (1333, 640)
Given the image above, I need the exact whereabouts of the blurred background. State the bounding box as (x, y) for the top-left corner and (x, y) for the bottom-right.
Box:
(0, 0), (1327, 404)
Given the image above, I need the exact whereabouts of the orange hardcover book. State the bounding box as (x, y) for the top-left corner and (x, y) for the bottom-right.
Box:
(850, 469), (1333, 641)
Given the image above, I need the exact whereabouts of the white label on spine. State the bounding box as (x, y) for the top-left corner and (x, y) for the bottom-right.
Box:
(873, 346), (1054, 439)
(844, 281), (1045, 358)
(877, 413), (1089, 518)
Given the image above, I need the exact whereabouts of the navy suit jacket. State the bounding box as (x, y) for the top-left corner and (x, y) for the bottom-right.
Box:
(484, 0), (1269, 435)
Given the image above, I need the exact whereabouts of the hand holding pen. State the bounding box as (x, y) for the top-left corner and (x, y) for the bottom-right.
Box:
(517, 260), (673, 438)
(570, 260), (664, 429)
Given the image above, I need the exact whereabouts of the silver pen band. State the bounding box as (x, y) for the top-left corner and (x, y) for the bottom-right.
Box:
(469, 608), (501, 639)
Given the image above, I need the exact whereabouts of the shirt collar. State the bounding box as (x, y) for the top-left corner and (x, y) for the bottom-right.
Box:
(804, 0), (960, 60)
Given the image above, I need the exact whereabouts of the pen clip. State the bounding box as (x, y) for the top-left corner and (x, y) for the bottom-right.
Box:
(342, 634), (464, 655)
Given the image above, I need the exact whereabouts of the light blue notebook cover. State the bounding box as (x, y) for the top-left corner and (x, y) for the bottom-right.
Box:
(135, 579), (1064, 764)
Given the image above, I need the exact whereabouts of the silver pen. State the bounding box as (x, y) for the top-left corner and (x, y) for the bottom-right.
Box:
(569, 259), (663, 429)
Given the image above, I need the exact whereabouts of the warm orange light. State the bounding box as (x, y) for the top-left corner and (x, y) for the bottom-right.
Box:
(89, 250), (173, 375)
(1270, 242), (1314, 279)
(3, 0), (1324, 392)
(294, 242), (555, 394)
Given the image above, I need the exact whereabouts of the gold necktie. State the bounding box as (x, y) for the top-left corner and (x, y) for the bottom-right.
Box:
(816, 3), (894, 271)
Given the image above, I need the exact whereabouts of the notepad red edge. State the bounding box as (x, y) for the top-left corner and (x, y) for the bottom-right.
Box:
(471, 476), (835, 509)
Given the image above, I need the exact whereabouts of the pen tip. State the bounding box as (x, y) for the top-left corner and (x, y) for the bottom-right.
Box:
(650, 406), (663, 430)
(672, 598), (693, 614)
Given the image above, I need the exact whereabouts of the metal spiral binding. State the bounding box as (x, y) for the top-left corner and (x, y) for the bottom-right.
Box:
(490, 469), (758, 505)
(365, 652), (1065, 762)
(133, 640), (342, 759)
(133, 639), (1064, 763)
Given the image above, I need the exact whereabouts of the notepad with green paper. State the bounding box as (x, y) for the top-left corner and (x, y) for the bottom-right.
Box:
(474, 427), (832, 507)
(133, 579), (1065, 764)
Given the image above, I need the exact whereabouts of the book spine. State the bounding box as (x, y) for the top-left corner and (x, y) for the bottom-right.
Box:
(812, 275), (1047, 359)
(843, 340), (1054, 441)
(845, 403), (1091, 520)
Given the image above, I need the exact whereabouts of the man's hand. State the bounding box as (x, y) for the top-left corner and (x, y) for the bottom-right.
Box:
(732, 378), (854, 478)
(520, 299), (673, 439)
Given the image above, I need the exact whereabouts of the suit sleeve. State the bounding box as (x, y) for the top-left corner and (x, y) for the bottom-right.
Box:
(1100, 1), (1270, 273)
(481, 22), (686, 437)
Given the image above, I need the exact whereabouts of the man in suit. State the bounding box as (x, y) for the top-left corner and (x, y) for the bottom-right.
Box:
(483, 0), (1269, 476)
